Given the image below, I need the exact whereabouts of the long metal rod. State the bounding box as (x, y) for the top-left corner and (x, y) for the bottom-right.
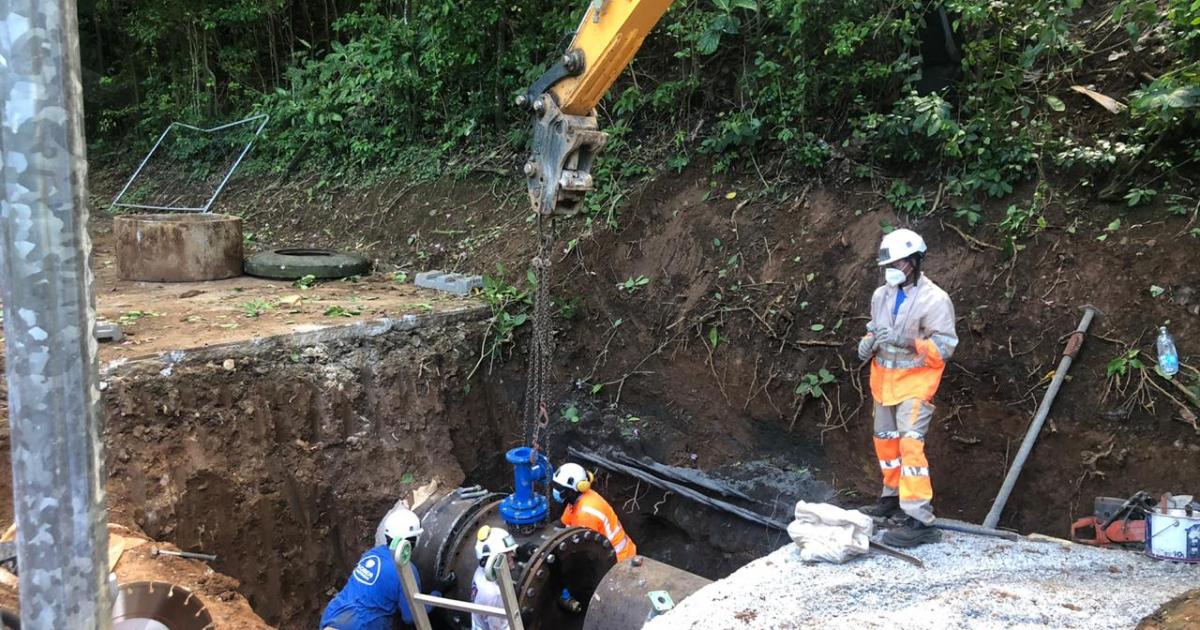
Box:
(0, 0), (113, 627)
(412, 595), (503, 616)
(109, 203), (207, 213)
(198, 114), (269, 213)
(983, 306), (1099, 529)
(109, 124), (175, 209)
(570, 448), (923, 567)
(570, 448), (786, 530)
(109, 113), (269, 214)
(152, 548), (218, 562)
(934, 518), (1019, 541)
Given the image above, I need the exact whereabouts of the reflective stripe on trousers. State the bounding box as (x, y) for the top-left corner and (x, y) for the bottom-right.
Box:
(873, 399), (935, 524)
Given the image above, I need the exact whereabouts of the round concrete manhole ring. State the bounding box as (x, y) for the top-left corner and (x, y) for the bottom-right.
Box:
(111, 581), (214, 630)
(114, 213), (243, 282)
(243, 247), (371, 280)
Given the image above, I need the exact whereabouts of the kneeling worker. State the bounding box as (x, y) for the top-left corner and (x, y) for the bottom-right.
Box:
(320, 507), (455, 629)
(471, 525), (519, 630)
(552, 463), (637, 562)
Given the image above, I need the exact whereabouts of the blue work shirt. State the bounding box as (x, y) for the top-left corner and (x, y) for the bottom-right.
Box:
(893, 288), (907, 317)
(319, 545), (422, 629)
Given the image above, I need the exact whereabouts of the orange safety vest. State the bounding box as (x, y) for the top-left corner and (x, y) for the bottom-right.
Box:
(561, 490), (637, 561)
(867, 275), (958, 406)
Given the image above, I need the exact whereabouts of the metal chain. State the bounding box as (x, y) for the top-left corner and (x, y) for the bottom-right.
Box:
(525, 216), (556, 478)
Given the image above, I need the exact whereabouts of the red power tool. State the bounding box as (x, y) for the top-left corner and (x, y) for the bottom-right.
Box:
(1071, 492), (1154, 546)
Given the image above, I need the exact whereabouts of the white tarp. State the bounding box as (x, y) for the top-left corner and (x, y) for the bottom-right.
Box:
(787, 501), (874, 563)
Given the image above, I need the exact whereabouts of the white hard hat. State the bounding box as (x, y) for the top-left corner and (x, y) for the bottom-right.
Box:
(474, 525), (518, 561)
(552, 463), (593, 493)
(382, 507), (423, 543)
(877, 229), (927, 266)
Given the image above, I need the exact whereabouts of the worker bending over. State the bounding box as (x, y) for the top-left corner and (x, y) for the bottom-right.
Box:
(471, 525), (518, 630)
(552, 463), (637, 561)
(856, 229), (958, 548)
(320, 507), (455, 629)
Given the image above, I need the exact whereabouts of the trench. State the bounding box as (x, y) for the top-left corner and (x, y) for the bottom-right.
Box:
(100, 318), (823, 628)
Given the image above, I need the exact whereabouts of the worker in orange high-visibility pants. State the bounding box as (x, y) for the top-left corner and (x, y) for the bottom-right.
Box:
(856, 228), (958, 548)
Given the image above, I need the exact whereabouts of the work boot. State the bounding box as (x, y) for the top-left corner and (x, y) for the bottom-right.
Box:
(858, 496), (902, 520)
(881, 517), (942, 548)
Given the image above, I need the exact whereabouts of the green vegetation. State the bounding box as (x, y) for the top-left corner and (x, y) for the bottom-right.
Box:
(240, 299), (273, 318)
(795, 368), (836, 399)
(118, 310), (160, 325)
(293, 274), (318, 290)
(479, 264), (532, 360)
(323, 305), (362, 317)
(85, 0), (1198, 230)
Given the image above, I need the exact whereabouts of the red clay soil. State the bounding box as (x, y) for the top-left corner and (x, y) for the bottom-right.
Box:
(1139, 588), (1200, 629)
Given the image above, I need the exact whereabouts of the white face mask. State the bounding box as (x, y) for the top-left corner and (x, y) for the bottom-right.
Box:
(885, 267), (907, 287)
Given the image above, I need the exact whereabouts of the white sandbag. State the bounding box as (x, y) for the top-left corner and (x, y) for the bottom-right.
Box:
(787, 501), (873, 563)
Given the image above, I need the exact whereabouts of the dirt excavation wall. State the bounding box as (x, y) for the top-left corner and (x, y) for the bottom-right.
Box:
(194, 165), (1200, 538)
(99, 316), (508, 628)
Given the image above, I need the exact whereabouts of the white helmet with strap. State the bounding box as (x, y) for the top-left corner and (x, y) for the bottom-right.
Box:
(474, 525), (518, 561)
(877, 229), (927, 266)
(382, 507), (423, 544)
(552, 462), (594, 492)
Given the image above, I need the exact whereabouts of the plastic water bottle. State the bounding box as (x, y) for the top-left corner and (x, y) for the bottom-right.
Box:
(1157, 326), (1179, 378)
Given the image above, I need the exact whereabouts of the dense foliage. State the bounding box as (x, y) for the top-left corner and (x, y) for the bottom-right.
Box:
(84, 0), (1199, 218)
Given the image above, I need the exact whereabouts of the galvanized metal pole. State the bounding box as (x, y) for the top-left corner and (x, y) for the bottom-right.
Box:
(0, 0), (112, 627)
(982, 306), (1099, 529)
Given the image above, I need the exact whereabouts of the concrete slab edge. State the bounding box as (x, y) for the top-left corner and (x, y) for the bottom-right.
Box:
(101, 304), (490, 376)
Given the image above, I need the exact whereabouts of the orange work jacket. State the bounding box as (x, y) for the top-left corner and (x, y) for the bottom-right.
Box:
(868, 275), (958, 405)
(561, 490), (636, 561)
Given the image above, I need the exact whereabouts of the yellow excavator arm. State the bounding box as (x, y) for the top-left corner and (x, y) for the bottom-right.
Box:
(520, 0), (676, 217)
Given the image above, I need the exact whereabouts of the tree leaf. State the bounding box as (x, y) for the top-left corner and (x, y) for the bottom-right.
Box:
(810, 323), (825, 332)
(1045, 95), (1066, 112)
(709, 326), (720, 349)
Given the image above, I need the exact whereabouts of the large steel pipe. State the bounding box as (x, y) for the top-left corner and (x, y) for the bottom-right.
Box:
(414, 488), (617, 630)
(583, 556), (711, 630)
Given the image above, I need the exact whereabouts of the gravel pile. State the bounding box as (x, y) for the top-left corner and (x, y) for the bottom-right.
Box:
(646, 531), (1199, 629)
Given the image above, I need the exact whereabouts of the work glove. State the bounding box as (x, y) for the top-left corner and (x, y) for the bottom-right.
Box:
(437, 571), (458, 592)
(872, 326), (892, 351)
(857, 333), (877, 361)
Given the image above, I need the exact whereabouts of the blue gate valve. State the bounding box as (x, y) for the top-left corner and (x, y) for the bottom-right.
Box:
(499, 446), (551, 527)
